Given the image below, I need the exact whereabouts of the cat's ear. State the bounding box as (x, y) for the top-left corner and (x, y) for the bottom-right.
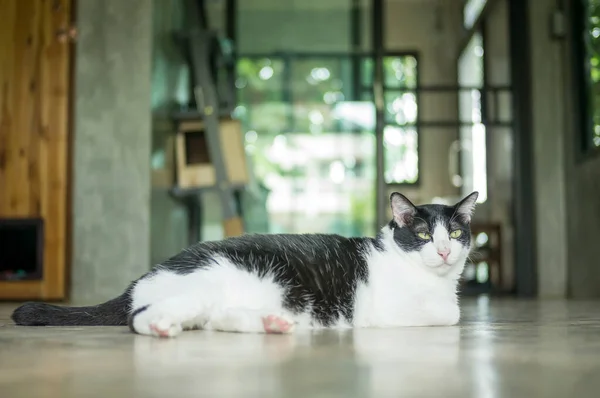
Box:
(454, 191), (479, 223)
(390, 192), (417, 227)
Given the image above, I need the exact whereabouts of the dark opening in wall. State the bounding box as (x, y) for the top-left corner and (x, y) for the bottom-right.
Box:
(0, 218), (44, 281)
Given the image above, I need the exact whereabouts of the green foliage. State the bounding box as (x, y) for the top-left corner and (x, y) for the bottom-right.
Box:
(237, 58), (284, 103)
(235, 55), (418, 235)
(349, 190), (376, 236)
(361, 56), (417, 89)
(586, 0), (600, 145)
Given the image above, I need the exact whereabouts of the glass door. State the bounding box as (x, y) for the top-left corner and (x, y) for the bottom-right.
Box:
(236, 55), (377, 237)
(458, 31), (493, 294)
(458, 32), (487, 204)
(456, 10), (515, 294)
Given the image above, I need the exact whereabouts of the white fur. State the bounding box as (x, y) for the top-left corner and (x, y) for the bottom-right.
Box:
(353, 226), (467, 328)
(420, 222), (467, 275)
(131, 257), (294, 337)
(131, 225), (469, 338)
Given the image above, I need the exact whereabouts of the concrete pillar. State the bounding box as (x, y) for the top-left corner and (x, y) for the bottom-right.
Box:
(562, 0), (600, 298)
(528, 0), (569, 297)
(71, 0), (152, 302)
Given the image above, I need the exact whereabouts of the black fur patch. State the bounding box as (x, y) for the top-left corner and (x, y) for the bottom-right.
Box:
(11, 292), (132, 326)
(128, 305), (150, 333)
(390, 204), (472, 252)
(151, 233), (375, 326)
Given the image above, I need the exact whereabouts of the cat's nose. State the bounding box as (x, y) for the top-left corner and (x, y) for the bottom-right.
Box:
(437, 249), (450, 262)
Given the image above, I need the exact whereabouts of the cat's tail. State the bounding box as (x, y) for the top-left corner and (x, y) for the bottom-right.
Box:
(11, 292), (131, 326)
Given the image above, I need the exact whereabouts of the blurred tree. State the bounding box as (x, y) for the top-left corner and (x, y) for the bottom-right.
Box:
(235, 54), (418, 236)
(586, 0), (600, 146)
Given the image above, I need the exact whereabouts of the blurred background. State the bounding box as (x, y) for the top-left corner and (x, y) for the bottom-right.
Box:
(0, 0), (599, 303)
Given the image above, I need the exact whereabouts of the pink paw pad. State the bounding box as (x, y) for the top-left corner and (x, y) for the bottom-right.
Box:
(149, 323), (172, 338)
(262, 315), (294, 334)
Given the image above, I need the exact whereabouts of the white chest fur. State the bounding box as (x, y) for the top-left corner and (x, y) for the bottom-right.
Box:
(352, 245), (462, 328)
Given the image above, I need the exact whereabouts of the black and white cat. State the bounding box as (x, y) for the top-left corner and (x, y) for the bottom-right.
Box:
(12, 191), (478, 338)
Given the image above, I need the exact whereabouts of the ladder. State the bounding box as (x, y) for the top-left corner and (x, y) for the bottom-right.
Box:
(174, 0), (244, 240)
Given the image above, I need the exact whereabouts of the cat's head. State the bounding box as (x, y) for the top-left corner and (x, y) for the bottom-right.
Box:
(387, 192), (479, 276)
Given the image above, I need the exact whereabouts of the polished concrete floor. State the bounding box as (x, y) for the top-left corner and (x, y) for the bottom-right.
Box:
(1, 297), (600, 397)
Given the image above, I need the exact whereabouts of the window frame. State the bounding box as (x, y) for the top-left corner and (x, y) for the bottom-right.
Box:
(236, 51), (422, 185)
(379, 51), (421, 186)
(571, 0), (600, 160)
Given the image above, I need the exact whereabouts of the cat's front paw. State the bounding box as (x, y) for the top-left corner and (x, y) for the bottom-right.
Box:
(148, 318), (183, 338)
(262, 314), (295, 334)
(132, 308), (183, 338)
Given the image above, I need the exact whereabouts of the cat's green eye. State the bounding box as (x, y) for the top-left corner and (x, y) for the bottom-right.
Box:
(450, 230), (462, 239)
(417, 232), (431, 240)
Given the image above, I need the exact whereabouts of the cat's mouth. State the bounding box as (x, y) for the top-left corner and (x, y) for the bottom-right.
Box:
(425, 262), (447, 269)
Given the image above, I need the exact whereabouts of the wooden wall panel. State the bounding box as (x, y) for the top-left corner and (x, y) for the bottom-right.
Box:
(0, 0), (71, 300)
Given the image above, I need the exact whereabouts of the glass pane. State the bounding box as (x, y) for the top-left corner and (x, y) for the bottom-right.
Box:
(585, 0), (600, 147)
(291, 59), (347, 102)
(237, 0), (371, 53)
(362, 57), (373, 87)
(383, 126), (418, 184)
(237, 56), (376, 237)
(236, 58), (289, 133)
(463, 0), (488, 29)
(236, 58), (285, 103)
(384, 91), (418, 125)
(362, 55), (417, 89)
(383, 56), (417, 89)
(286, 58), (377, 131)
(361, 90), (373, 102)
(458, 32), (488, 203)
(263, 130), (376, 237)
(290, 58), (351, 133)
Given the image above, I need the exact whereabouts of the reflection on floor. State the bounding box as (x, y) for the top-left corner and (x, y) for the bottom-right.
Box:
(1, 298), (600, 397)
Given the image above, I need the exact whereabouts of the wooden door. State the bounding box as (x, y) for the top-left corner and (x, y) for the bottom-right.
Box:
(0, 0), (72, 300)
